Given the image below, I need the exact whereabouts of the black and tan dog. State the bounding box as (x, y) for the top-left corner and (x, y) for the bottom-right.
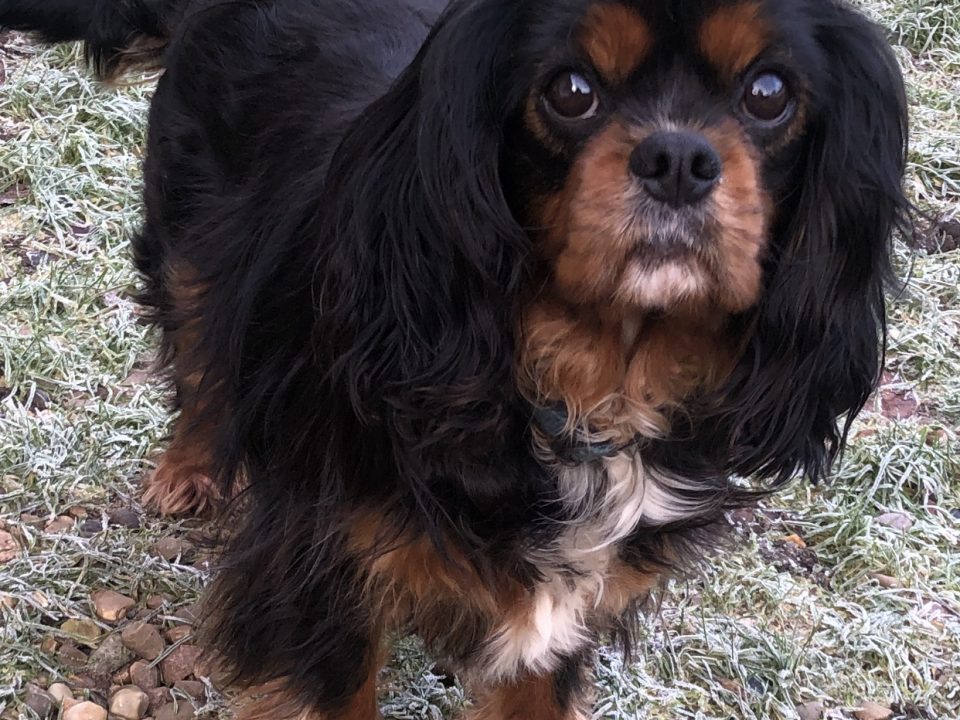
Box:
(1, 0), (908, 717)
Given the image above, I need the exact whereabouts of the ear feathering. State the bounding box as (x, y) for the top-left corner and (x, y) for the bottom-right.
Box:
(647, 2), (908, 489)
(201, 2), (552, 712)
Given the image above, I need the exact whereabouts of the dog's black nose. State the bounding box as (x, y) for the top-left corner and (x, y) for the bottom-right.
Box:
(629, 131), (721, 207)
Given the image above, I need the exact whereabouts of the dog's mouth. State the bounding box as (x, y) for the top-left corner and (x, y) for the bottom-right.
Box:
(627, 234), (699, 265)
(610, 208), (718, 311)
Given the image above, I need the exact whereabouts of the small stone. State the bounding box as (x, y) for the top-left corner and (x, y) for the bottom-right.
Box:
(145, 595), (169, 610)
(66, 674), (98, 690)
(92, 590), (137, 622)
(746, 676), (766, 694)
(151, 538), (192, 562)
(0, 529), (20, 563)
(66, 506), (88, 519)
(87, 632), (135, 675)
(718, 678), (742, 694)
(110, 687), (150, 720)
(130, 660), (160, 690)
(875, 512), (913, 532)
(146, 688), (170, 713)
(61, 618), (103, 645)
(160, 644), (203, 685)
(19, 513), (43, 526)
(782, 533), (807, 548)
(171, 605), (198, 626)
(58, 642), (89, 669)
(796, 700), (825, 720)
(122, 622), (166, 660)
(919, 601), (951, 628)
(165, 626), (191, 644)
(62, 701), (108, 720)
(108, 508), (142, 529)
(62, 698), (80, 712)
(40, 635), (60, 654)
(154, 701), (196, 720)
(854, 702), (893, 720)
(868, 572), (901, 589)
(192, 655), (228, 688)
(48, 683), (74, 705)
(44, 515), (75, 533)
(78, 518), (103, 537)
(24, 684), (56, 718)
(172, 681), (204, 701)
(113, 666), (132, 685)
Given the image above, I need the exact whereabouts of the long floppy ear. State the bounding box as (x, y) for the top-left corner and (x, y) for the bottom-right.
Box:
(712, 3), (909, 484)
(315, 0), (531, 466)
(203, 2), (536, 709)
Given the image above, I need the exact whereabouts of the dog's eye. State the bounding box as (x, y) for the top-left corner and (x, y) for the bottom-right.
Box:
(543, 71), (599, 120)
(742, 72), (791, 122)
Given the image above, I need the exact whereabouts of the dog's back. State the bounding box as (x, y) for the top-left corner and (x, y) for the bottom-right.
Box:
(1, 0), (446, 313)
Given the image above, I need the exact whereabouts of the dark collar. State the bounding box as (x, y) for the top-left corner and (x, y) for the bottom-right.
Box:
(531, 404), (643, 464)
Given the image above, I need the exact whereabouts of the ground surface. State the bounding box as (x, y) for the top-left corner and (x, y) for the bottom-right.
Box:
(1, 1), (958, 718)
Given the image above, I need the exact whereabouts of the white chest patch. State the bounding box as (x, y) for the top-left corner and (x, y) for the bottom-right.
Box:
(480, 567), (605, 681)
(478, 449), (705, 681)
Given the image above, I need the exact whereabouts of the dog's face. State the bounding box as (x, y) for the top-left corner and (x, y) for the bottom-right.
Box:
(327, 0), (907, 483)
(505, 0), (827, 317)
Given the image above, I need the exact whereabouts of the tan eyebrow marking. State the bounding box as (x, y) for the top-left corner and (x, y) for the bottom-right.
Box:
(699, 2), (770, 79)
(579, 3), (653, 84)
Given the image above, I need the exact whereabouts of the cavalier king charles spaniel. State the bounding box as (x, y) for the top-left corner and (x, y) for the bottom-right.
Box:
(2, 0), (908, 717)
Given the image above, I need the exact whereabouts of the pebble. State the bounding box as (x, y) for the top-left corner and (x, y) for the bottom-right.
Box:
(65, 674), (98, 690)
(875, 512), (913, 532)
(781, 533), (807, 548)
(66, 506), (88, 519)
(130, 660), (161, 690)
(165, 626), (191, 644)
(48, 683), (75, 705)
(154, 701), (196, 720)
(78, 518), (103, 537)
(108, 508), (142, 529)
(171, 605), (198, 626)
(145, 595), (170, 610)
(152, 538), (193, 562)
(122, 622), (166, 660)
(61, 618), (102, 644)
(110, 687), (150, 720)
(160, 645), (203, 685)
(91, 590), (137, 622)
(172, 681), (205, 701)
(44, 515), (75, 533)
(23, 684), (55, 718)
(146, 687), (170, 712)
(854, 702), (893, 720)
(0, 529), (20, 563)
(57, 642), (89, 669)
(40, 635), (60, 654)
(867, 572), (901, 589)
(62, 701), (108, 720)
(796, 700), (825, 720)
(87, 632), (135, 675)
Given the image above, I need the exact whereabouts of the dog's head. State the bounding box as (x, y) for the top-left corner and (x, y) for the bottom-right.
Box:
(321, 0), (907, 486)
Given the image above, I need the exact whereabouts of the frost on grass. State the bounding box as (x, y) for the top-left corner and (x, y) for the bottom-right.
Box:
(2, 1), (960, 718)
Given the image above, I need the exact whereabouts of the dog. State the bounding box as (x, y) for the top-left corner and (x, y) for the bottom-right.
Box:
(1, 0), (908, 717)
